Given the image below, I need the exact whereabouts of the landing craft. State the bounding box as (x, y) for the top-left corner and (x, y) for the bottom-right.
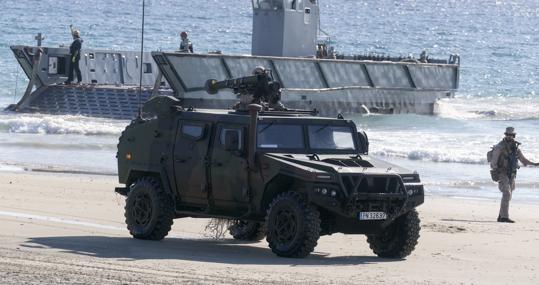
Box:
(8, 0), (460, 119)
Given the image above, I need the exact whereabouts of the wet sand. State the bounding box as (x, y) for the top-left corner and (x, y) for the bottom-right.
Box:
(1, 171), (538, 284)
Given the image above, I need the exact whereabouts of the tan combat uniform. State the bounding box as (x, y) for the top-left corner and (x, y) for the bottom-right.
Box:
(490, 139), (534, 219)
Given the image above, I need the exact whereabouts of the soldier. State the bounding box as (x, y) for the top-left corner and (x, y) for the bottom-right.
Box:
(65, 26), (83, 85)
(179, 31), (193, 53)
(252, 66), (285, 111)
(490, 127), (539, 223)
(419, 50), (429, 63)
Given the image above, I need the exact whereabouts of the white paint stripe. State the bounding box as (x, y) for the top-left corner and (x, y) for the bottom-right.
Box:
(0, 210), (206, 239)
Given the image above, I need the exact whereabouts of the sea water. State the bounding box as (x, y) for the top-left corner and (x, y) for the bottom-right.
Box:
(0, 0), (538, 201)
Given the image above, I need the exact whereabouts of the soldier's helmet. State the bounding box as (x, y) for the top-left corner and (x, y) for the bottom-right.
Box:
(252, 66), (266, 75)
(504, 127), (516, 136)
(180, 31), (188, 38)
(72, 30), (81, 37)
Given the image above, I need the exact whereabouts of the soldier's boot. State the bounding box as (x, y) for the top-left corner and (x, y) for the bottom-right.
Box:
(497, 217), (515, 223)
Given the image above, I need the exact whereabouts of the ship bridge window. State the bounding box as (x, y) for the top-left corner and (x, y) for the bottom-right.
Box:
(291, 0), (303, 10)
(253, 0), (283, 10)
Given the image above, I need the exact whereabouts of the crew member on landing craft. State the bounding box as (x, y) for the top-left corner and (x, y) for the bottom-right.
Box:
(65, 26), (83, 85)
(179, 31), (193, 53)
(490, 127), (539, 223)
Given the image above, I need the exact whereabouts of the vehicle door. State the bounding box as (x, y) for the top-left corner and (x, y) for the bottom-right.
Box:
(173, 120), (211, 206)
(211, 124), (250, 211)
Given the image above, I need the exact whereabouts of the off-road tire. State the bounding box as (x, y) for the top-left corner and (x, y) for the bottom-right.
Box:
(367, 209), (420, 258)
(265, 192), (321, 258)
(125, 177), (175, 240)
(228, 220), (266, 241)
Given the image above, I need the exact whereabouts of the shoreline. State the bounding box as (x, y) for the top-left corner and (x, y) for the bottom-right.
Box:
(1, 162), (537, 204)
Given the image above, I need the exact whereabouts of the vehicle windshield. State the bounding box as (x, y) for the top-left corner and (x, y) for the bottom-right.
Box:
(308, 125), (355, 150)
(256, 123), (356, 151)
(257, 124), (304, 149)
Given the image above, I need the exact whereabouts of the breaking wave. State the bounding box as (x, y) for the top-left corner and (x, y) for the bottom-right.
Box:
(372, 149), (486, 165)
(435, 96), (539, 121)
(0, 112), (128, 136)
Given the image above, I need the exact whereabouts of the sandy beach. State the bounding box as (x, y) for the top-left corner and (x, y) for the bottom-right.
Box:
(0, 170), (538, 285)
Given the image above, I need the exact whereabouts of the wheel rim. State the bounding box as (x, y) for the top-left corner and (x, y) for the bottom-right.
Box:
(274, 208), (297, 246)
(132, 194), (152, 226)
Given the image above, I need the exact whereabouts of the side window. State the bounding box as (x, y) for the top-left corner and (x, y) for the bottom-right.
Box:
(181, 124), (205, 140)
(220, 128), (243, 151)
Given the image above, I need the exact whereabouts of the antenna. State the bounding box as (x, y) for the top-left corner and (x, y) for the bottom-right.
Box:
(137, 0), (146, 119)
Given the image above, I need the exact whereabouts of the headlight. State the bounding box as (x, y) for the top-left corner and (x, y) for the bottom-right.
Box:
(313, 186), (338, 198)
(406, 185), (423, 196)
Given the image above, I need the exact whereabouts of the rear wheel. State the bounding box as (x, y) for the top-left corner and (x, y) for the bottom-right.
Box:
(265, 192), (320, 258)
(228, 220), (265, 241)
(125, 177), (175, 240)
(366, 209), (420, 258)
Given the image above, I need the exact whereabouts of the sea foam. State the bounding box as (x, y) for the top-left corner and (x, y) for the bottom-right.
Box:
(0, 113), (127, 136)
(435, 96), (539, 121)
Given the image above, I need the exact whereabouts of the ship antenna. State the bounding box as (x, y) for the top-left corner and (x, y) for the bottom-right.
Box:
(137, 0), (146, 119)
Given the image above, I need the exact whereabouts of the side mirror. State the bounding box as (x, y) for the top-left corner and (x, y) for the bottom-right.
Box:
(357, 131), (369, 155)
(224, 130), (240, 151)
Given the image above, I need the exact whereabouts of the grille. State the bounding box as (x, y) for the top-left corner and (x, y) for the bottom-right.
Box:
(340, 175), (402, 194)
(341, 175), (406, 216)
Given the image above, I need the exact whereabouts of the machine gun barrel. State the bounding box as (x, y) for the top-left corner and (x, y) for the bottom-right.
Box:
(204, 68), (286, 112)
(205, 75), (260, 95)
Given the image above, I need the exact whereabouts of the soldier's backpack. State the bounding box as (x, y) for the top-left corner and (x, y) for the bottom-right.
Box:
(487, 145), (499, 182)
(487, 145), (496, 163)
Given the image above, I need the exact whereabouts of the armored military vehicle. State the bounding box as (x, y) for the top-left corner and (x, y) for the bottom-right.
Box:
(115, 70), (424, 258)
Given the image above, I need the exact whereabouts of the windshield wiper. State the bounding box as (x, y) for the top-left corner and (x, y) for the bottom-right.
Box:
(307, 153), (320, 161)
(315, 124), (330, 133)
(350, 154), (363, 160)
(258, 122), (274, 133)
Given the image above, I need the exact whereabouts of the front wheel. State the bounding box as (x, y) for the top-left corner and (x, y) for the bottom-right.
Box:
(265, 192), (320, 258)
(366, 209), (421, 258)
(125, 177), (175, 240)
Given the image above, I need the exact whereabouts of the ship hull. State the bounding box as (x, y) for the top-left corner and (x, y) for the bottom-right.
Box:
(9, 46), (459, 119)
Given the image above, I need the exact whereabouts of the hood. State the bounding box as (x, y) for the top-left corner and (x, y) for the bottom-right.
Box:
(263, 153), (413, 178)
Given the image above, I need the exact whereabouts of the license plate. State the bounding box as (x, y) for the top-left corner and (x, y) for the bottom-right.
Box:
(359, 212), (387, 220)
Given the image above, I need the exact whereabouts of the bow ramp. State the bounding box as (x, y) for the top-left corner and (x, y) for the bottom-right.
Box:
(152, 51), (459, 116)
